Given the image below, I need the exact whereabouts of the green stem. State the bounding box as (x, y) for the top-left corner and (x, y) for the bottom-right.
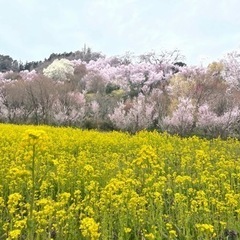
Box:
(30, 144), (35, 219)
(29, 144), (36, 240)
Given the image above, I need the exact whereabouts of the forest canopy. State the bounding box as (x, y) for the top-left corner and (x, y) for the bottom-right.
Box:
(0, 47), (239, 138)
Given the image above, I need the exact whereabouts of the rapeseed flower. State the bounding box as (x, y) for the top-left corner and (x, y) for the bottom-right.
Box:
(80, 217), (100, 240)
(1, 125), (240, 238)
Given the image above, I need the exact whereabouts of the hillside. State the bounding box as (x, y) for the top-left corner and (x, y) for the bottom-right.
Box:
(0, 48), (239, 138)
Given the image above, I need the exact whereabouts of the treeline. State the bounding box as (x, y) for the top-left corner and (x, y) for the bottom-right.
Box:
(0, 46), (104, 73)
(0, 48), (240, 139)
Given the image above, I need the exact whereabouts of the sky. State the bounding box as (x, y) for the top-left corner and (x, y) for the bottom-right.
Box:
(1, 0), (240, 65)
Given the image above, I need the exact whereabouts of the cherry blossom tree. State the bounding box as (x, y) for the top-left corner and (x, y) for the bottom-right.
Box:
(197, 104), (240, 138)
(43, 58), (74, 82)
(52, 91), (86, 126)
(221, 50), (240, 90)
(162, 97), (195, 136)
(109, 93), (158, 132)
(0, 49), (239, 138)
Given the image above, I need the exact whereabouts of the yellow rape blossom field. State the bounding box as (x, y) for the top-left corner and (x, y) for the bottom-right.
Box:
(1, 124), (240, 240)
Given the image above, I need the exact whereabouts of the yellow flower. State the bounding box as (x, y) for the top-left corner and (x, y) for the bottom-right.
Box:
(195, 223), (214, 233)
(7, 229), (21, 240)
(14, 218), (27, 230)
(7, 193), (23, 215)
(169, 230), (177, 239)
(80, 217), (100, 240)
(145, 232), (155, 239)
(124, 227), (132, 233)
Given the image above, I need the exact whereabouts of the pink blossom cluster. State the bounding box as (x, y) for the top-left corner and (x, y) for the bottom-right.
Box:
(0, 50), (239, 137)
